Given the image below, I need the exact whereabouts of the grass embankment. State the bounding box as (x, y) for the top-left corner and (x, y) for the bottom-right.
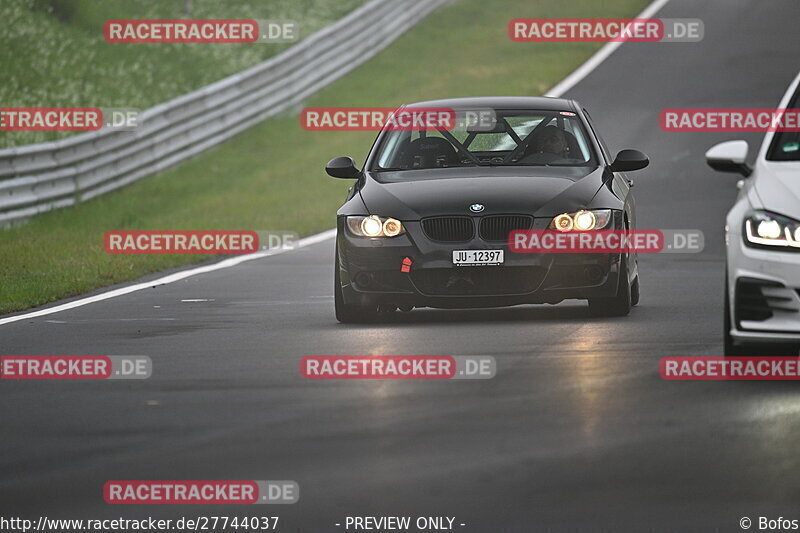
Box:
(0, 0), (365, 147)
(0, 0), (650, 314)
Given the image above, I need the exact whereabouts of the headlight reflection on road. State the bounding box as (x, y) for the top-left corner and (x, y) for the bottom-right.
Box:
(365, 348), (400, 402)
(740, 394), (800, 477)
(558, 331), (621, 442)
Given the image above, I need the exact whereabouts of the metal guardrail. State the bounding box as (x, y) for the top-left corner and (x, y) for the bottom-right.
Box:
(0, 0), (449, 227)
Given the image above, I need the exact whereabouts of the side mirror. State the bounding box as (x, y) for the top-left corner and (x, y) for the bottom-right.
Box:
(326, 156), (360, 179)
(610, 149), (649, 172)
(705, 140), (752, 177)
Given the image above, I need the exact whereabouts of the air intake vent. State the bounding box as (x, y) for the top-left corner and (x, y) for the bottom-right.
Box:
(422, 217), (474, 242)
(735, 278), (783, 324)
(479, 215), (533, 241)
(411, 266), (546, 296)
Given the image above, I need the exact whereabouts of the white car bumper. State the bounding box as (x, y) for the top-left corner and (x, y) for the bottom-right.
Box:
(728, 233), (800, 343)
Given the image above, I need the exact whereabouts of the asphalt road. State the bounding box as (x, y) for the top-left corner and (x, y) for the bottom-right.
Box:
(3, 1), (800, 531)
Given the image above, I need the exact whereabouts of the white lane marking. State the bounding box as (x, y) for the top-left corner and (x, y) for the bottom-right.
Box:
(44, 318), (177, 323)
(0, 229), (337, 326)
(545, 0), (671, 97)
(0, 0), (671, 328)
(180, 299), (215, 302)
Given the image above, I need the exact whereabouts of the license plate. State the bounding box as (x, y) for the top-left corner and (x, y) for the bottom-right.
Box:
(452, 249), (504, 266)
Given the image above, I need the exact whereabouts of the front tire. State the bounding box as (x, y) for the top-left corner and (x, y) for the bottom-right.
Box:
(588, 257), (632, 317)
(334, 255), (378, 323)
(631, 275), (640, 306)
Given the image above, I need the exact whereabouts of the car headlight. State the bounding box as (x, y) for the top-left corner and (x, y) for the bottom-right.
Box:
(743, 211), (800, 250)
(346, 215), (406, 237)
(548, 209), (612, 232)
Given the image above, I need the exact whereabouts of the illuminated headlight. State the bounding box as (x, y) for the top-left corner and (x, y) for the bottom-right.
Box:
(744, 211), (800, 250)
(758, 220), (781, 239)
(346, 215), (406, 238)
(382, 218), (403, 237)
(553, 213), (573, 232)
(574, 210), (596, 231)
(361, 216), (383, 237)
(549, 209), (612, 232)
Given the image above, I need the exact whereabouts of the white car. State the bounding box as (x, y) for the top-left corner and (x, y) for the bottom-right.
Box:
(706, 72), (800, 356)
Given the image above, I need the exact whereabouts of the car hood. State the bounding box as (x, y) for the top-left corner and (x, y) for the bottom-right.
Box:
(358, 166), (607, 220)
(752, 161), (800, 218)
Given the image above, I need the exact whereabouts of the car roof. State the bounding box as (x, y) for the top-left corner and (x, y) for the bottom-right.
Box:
(403, 96), (579, 111)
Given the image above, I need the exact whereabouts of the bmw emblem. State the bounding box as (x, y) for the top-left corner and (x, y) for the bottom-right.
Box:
(469, 203), (485, 213)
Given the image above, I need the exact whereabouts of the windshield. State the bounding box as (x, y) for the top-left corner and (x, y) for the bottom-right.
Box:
(768, 131), (800, 161)
(767, 90), (800, 161)
(369, 108), (597, 171)
(767, 88), (800, 161)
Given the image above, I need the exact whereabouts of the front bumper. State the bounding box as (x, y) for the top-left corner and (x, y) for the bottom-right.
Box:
(337, 217), (623, 309)
(728, 233), (800, 344)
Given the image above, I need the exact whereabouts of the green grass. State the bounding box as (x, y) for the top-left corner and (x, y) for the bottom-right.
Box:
(0, 0), (650, 314)
(0, 0), (365, 146)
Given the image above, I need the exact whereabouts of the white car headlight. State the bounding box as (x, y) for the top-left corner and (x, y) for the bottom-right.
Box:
(548, 209), (612, 232)
(744, 211), (800, 250)
(346, 215), (406, 238)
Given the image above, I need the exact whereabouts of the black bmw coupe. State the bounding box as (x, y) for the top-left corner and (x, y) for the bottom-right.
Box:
(327, 97), (649, 322)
